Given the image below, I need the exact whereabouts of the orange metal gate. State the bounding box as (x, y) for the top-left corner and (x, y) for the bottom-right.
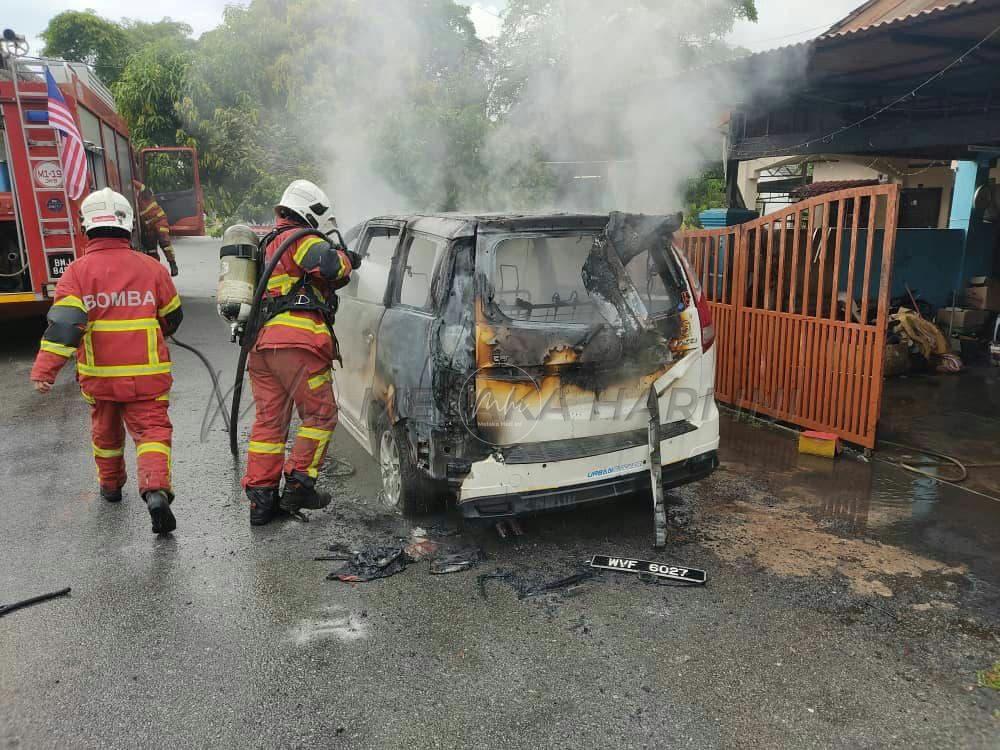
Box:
(678, 184), (899, 449)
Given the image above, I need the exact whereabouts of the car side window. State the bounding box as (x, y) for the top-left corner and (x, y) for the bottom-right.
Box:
(345, 226), (399, 304)
(398, 234), (447, 310)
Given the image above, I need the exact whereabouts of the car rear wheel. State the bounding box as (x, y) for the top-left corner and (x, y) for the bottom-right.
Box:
(376, 419), (437, 515)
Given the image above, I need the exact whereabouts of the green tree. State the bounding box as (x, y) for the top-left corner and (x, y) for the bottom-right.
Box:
(683, 163), (727, 227)
(112, 40), (191, 148)
(121, 18), (194, 51)
(40, 10), (129, 84)
(178, 0), (491, 224)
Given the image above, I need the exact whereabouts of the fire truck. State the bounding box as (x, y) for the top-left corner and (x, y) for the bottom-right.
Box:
(0, 30), (203, 320)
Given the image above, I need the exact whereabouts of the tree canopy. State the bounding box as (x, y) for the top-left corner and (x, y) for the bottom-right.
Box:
(40, 10), (129, 84)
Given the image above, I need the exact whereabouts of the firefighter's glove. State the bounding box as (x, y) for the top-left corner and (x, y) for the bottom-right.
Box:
(168, 259), (179, 277)
(346, 250), (362, 269)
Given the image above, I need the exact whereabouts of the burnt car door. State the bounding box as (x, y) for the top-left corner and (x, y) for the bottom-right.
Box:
(334, 221), (403, 450)
(371, 230), (452, 443)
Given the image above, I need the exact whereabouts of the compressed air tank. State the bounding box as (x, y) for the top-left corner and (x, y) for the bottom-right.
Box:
(217, 224), (260, 323)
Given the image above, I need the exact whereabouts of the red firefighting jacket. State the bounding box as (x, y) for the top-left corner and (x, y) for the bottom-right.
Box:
(30, 236), (183, 401)
(133, 180), (171, 251)
(255, 219), (352, 362)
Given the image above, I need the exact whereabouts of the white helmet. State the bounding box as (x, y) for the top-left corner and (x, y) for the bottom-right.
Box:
(80, 187), (134, 234)
(276, 179), (337, 234)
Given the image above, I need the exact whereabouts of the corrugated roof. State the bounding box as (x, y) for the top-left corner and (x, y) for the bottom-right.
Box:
(740, 0), (980, 63)
(825, 0), (967, 36)
(790, 180), (881, 199)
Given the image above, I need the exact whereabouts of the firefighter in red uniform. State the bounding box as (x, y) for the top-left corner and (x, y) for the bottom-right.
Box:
(133, 179), (179, 277)
(31, 187), (184, 535)
(243, 179), (353, 525)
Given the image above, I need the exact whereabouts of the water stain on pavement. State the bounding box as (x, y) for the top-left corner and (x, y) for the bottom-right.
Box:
(700, 500), (967, 597)
(291, 608), (369, 645)
(697, 416), (1000, 595)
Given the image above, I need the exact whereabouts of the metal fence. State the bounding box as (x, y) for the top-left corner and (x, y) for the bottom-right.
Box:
(678, 183), (900, 449)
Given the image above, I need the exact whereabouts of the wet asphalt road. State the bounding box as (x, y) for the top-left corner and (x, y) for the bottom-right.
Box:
(2, 239), (1000, 749)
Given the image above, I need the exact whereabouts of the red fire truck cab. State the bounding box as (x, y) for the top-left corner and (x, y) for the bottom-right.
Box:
(0, 50), (203, 320)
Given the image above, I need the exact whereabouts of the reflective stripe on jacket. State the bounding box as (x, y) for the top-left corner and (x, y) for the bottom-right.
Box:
(30, 236), (183, 401)
(254, 219), (352, 362)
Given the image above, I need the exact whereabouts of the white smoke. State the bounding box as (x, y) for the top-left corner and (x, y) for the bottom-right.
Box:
(484, 1), (771, 214)
(302, 0), (795, 224)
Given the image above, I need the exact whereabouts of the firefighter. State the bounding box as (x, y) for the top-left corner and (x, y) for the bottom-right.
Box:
(133, 179), (179, 277)
(243, 179), (352, 526)
(30, 187), (184, 535)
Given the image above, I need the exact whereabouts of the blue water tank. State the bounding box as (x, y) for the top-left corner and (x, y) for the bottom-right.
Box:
(698, 208), (758, 228)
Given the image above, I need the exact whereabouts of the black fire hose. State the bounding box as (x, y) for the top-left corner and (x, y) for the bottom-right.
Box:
(228, 228), (339, 457)
(169, 335), (230, 433)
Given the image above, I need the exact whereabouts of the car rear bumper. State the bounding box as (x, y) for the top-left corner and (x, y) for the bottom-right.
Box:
(459, 449), (718, 521)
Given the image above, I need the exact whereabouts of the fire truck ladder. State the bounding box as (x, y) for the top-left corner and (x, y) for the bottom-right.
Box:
(9, 59), (77, 289)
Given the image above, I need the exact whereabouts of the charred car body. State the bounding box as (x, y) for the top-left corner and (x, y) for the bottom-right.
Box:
(336, 212), (719, 519)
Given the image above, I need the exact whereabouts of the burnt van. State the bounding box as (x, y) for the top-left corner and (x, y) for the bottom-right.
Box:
(335, 212), (719, 519)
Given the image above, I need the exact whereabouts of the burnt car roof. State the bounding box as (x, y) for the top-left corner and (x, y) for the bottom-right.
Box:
(367, 212), (613, 240)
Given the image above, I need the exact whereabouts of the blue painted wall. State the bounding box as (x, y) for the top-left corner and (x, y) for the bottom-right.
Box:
(848, 228), (994, 308)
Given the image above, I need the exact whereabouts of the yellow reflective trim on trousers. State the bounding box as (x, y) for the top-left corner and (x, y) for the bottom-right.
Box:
(297, 426), (333, 478)
(263, 312), (331, 336)
(40, 340), (76, 357)
(308, 370), (332, 390)
(77, 362), (172, 377)
(293, 236), (325, 266)
(267, 274), (294, 294)
(136, 442), (170, 458)
(54, 295), (87, 313)
(249, 441), (285, 455)
(93, 443), (124, 459)
(81, 390), (96, 405)
(307, 438), (331, 478)
(298, 426), (333, 441)
(136, 442), (171, 482)
(89, 318), (159, 332)
(158, 295), (181, 317)
(155, 393), (169, 401)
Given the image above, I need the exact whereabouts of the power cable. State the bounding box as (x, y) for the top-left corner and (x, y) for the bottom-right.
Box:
(737, 19), (843, 47)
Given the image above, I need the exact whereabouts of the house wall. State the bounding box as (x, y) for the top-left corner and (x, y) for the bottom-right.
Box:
(856, 227), (993, 309)
(737, 155), (957, 229)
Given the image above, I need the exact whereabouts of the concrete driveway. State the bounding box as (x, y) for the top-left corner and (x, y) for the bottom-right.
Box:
(1, 238), (998, 748)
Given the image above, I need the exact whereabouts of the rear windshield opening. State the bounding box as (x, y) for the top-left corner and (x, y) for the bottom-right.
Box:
(489, 233), (684, 325)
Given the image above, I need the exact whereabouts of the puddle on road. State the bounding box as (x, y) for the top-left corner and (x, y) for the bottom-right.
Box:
(699, 415), (1000, 595)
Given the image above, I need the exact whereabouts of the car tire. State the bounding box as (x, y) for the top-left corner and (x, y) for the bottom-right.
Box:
(376, 417), (440, 515)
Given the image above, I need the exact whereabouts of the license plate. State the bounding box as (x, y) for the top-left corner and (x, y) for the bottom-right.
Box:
(47, 253), (73, 279)
(589, 555), (707, 584)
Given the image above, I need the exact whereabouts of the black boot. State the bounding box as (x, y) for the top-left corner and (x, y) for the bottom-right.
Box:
(144, 490), (176, 535)
(100, 486), (123, 503)
(247, 487), (280, 526)
(280, 475), (332, 514)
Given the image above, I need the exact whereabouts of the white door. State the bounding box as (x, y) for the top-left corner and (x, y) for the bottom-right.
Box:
(333, 222), (402, 451)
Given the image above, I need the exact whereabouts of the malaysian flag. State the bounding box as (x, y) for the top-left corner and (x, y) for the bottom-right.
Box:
(45, 67), (88, 200)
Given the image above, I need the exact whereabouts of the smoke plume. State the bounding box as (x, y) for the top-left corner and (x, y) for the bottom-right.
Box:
(302, 0), (789, 225)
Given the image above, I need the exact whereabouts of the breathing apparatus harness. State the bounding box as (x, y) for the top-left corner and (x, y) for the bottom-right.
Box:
(228, 225), (349, 457)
